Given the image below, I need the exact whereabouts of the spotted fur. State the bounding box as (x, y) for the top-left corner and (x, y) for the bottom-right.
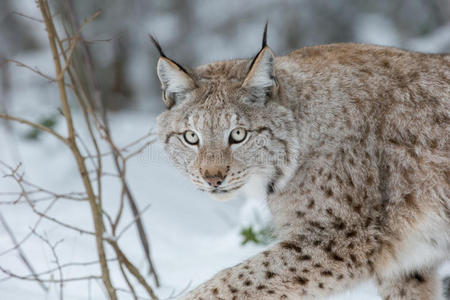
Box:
(155, 31), (449, 299)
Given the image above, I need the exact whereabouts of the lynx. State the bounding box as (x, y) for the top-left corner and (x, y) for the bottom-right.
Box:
(152, 23), (449, 299)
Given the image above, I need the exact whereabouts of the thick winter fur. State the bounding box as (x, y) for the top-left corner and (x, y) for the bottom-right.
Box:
(154, 30), (450, 299)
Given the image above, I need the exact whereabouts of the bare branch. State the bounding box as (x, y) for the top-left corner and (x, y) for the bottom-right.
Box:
(115, 204), (152, 241)
(15, 3), (119, 298)
(1, 164), (95, 236)
(22, 258), (118, 279)
(0, 213), (48, 292)
(0, 266), (101, 283)
(108, 241), (158, 300)
(1, 2), (160, 299)
(31, 230), (65, 300)
(58, 11), (102, 80)
(11, 11), (44, 23)
(5, 59), (73, 87)
(0, 113), (68, 145)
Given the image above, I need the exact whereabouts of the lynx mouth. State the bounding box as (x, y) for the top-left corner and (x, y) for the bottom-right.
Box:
(207, 184), (244, 201)
(210, 184), (244, 194)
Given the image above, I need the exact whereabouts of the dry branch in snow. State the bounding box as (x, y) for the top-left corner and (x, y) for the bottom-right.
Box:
(0, 1), (160, 299)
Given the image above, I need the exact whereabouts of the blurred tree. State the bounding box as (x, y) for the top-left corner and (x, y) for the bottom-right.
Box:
(8, 0), (450, 111)
(0, 0), (39, 57)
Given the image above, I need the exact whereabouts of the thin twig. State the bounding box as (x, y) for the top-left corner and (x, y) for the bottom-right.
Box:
(1, 165), (95, 235)
(0, 113), (68, 145)
(0, 266), (101, 283)
(116, 204), (152, 241)
(5, 59), (73, 88)
(31, 230), (65, 300)
(6, 59), (56, 82)
(0, 213), (48, 292)
(20, 258), (117, 279)
(108, 241), (158, 300)
(118, 262), (139, 300)
(11, 11), (44, 23)
(57, 11), (102, 80)
(0, 192), (57, 257)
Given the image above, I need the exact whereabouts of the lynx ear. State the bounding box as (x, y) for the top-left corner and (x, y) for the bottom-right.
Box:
(242, 22), (277, 102)
(157, 57), (195, 106)
(242, 47), (276, 90)
(150, 35), (195, 108)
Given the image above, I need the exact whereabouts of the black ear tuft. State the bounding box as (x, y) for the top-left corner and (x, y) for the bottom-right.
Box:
(149, 34), (190, 74)
(149, 34), (167, 58)
(248, 21), (270, 73)
(262, 20), (268, 49)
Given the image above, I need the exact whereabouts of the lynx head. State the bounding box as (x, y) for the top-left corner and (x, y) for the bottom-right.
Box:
(153, 24), (298, 200)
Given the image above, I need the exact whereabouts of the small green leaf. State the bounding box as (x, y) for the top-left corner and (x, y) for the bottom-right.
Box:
(240, 225), (275, 246)
(240, 226), (259, 245)
(24, 115), (58, 140)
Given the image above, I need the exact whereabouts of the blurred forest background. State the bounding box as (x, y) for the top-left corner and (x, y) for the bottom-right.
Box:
(1, 0), (449, 114)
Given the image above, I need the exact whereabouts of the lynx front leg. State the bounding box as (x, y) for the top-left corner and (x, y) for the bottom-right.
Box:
(376, 268), (443, 300)
(181, 237), (373, 300)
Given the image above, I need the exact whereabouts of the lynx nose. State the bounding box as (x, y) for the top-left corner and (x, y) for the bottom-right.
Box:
(201, 166), (227, 188)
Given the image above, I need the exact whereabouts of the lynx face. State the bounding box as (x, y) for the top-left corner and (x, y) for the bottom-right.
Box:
(154, 34), (298, 200)
(157, 78), (296, 200)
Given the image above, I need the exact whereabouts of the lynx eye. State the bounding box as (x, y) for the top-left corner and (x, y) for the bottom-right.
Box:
(229, 127), (247, 144)
(183, 130), (199, 145)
